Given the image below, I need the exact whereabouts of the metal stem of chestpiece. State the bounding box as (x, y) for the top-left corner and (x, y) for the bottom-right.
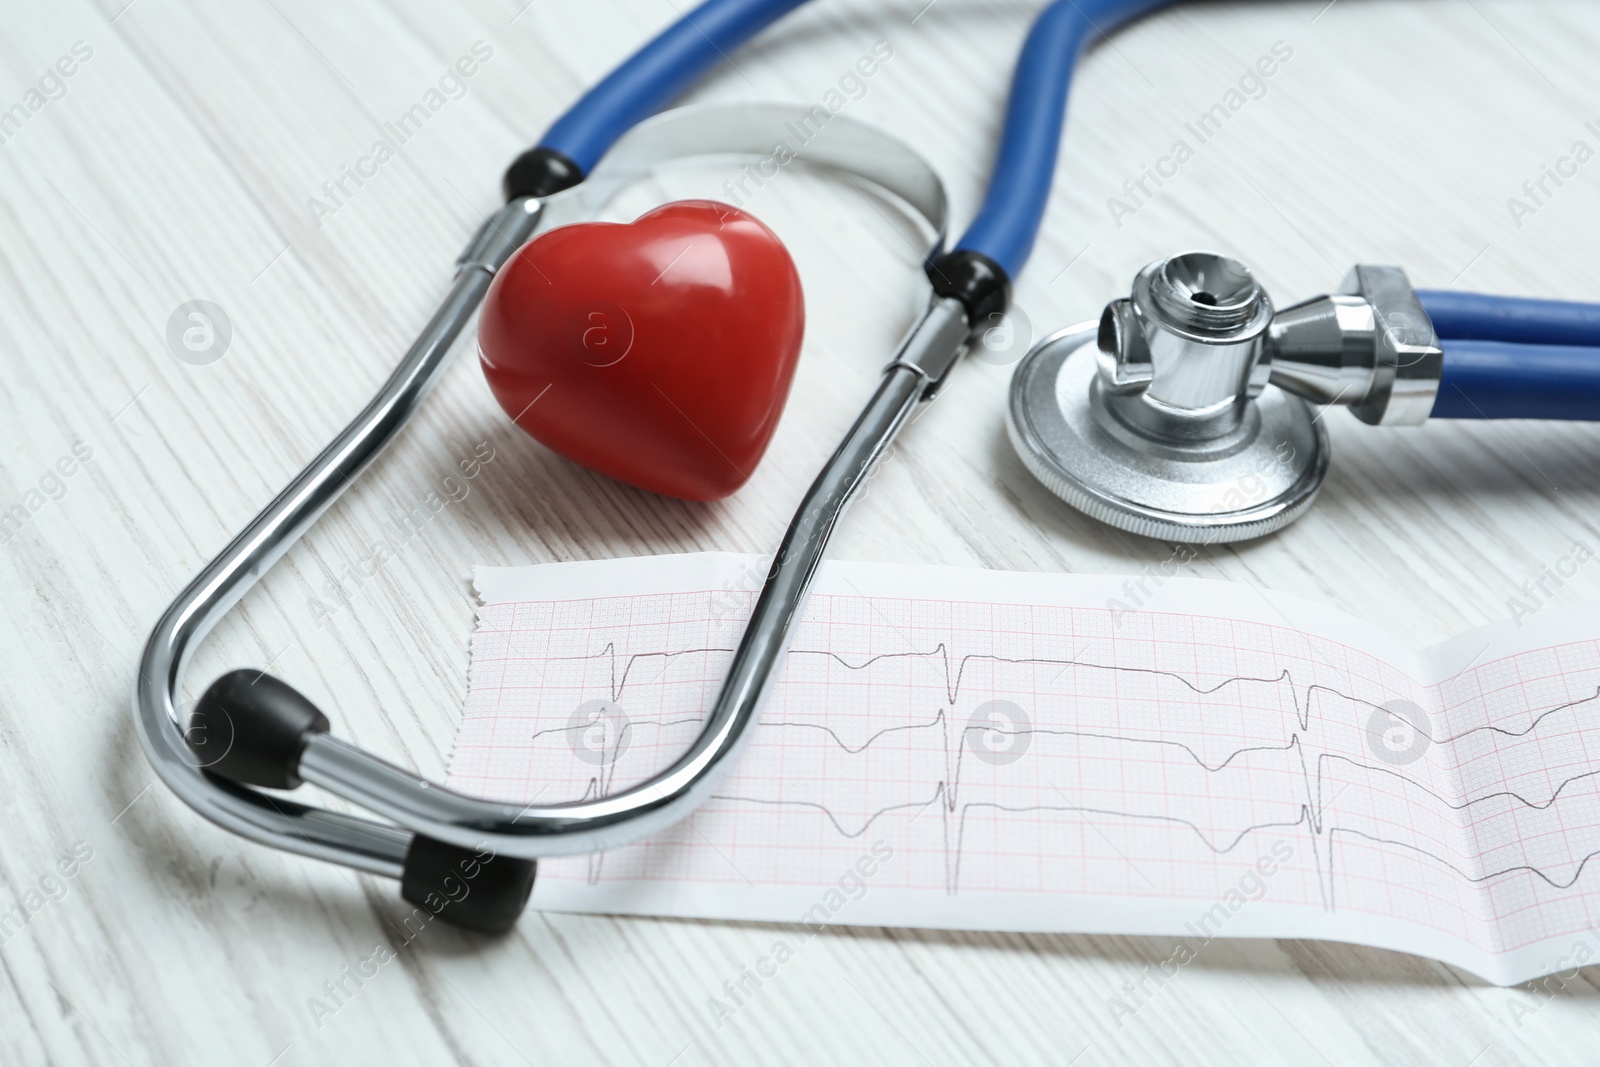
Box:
(1008, 251), (1444, 543)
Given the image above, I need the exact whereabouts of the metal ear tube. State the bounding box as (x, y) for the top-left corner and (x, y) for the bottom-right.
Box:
(133, 103), (956, 932)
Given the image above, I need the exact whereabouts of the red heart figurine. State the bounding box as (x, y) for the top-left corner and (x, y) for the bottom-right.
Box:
(478, 200), (805, 501)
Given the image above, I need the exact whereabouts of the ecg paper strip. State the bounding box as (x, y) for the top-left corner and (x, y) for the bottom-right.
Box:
(447, 553), (1600, 986)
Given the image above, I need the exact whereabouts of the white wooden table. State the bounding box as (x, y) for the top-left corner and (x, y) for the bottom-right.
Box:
(4, 0), (1600, 1062)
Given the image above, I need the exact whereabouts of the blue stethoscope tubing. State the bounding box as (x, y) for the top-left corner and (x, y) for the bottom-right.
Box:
(536, 0), (1168, 276)
(536, 0), (1600, 425)
(1419, 291), (1600, 419)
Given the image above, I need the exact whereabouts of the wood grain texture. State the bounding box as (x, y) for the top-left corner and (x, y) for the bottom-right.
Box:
(3, 0), (1600, 1062)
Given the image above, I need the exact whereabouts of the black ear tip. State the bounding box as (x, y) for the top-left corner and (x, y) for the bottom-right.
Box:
(401, 835), (536, 934)
(189, 670), (330, 789)
(194, 676), (535, 929)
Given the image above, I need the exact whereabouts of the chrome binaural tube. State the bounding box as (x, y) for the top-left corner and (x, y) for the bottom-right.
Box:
(293, 296), (969, 860)
(132, 199), (545, 877)
(133, 103), (957, 879)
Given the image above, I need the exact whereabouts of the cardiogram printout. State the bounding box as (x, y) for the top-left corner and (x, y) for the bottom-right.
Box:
(447, 553), (1600, 985)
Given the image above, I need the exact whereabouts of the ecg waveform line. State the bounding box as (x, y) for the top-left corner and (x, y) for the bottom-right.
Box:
(536, 705), (1600, 825)
(492, 637), (1600, 905)
(535, 638), (1600, 747)
(534, 707), (1600, 897)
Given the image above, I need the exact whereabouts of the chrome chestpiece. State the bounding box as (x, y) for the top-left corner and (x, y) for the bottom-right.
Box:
(1008, 251), (1444, 542)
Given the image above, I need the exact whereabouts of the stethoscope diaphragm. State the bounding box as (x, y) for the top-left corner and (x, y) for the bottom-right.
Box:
(1005, 322), (1330, 543)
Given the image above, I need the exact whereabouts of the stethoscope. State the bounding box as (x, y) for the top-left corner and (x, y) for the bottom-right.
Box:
(135, 0), (1600, 933)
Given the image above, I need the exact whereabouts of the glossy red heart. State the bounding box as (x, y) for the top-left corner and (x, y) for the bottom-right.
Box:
(478, 200), (805, 501)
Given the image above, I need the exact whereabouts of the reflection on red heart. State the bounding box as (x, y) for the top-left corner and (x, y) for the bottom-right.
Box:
(478, 200), (805, 501)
